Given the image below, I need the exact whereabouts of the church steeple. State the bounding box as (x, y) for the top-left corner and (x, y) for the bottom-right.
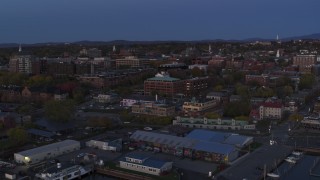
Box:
(19, 44), (22, 52)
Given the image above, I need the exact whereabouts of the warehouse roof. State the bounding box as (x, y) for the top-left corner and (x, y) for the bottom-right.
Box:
(186, 129), (230, 142)
(130, 130), (237, 155)
(186, 129), (252, 148)
(224, 135), (253, 148)
(15, 140), (80, 157)
(27, 128), (55, 138)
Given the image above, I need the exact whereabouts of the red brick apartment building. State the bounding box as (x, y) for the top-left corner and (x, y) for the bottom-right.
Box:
(144, 73), (184, 96)
(293, 55), (317, 74)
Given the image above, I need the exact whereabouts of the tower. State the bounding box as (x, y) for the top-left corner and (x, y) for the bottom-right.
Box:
(276, 50), (280, 58)
(19, 44), (22, 52)
(209, 44), (212, 54)
(113, 45), (116, 52)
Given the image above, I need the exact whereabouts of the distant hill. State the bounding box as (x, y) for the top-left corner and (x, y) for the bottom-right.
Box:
(282, 33), (320, 41)
(1, 33), (320, 48)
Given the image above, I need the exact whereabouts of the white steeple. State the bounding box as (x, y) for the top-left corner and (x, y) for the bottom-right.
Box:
(276, 34), (279, 41)
(19, 44), (22, 52)
(276, 50), (280, 58)
(113, 45), (116, 52)
(209, 44), (212, 54)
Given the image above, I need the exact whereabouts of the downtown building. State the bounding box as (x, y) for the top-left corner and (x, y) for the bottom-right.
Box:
(144, 72), (209, 97)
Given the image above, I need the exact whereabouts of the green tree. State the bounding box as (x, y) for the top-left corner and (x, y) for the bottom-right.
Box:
(214, 85), (224, 92)
(87, 116), (112, 128)
(224, 101), (250, 117)
(7, 127), (29, 145)
(299, 74), (315, 90)
(44, 100), (75, 122)
(288, 113), (304, 122)
(235, 115), (249, 121)
(205, 112), (221, 119)
(236, 84), (249, 98)
(26, 75), (53, 86)
(255, 87), (275, 98)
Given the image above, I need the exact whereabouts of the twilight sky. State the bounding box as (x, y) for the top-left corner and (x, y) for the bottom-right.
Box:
(1, 0), (320, 43)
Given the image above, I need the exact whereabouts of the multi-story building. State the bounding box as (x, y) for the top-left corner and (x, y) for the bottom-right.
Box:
(116, 56), (150, 69)
(293, 55), (317, 74)
(144, 72), (184, 96)
(259, 101), (284, 120)
(131, 102), (175, 117)
(182, 98), (216, 112)
(184, 77), (210, 97)
(173, 116), (256, 130)
(9, 50), (34, 74)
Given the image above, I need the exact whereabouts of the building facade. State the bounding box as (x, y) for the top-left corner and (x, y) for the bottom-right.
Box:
(259, 101), (284, 120)
(132, 102), (175, 116)
(144, 72), (184, 96)
(86, 138), (122, 152)
(182, 99), (217, 112)
(14, 140), (80, 164)
(119, 153), (173, 176)
(173, 116), (256, 130)
(116, 56), (150, 69)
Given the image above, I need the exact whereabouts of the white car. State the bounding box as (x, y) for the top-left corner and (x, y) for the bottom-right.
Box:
(144, 127), (153, 131)
(77, 153), (85, 158)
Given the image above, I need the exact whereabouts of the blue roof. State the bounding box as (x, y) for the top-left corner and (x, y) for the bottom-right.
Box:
(186, 129), (230, 143)
(120, 153), (169, 169)
(143, 159), (168, 169)
(224, 135), (253, 147)
(193, 141), (235, 155)
(126, 153), (149, 161)
(27, 128), (55, 138)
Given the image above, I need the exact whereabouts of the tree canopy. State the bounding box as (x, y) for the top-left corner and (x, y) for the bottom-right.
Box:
(44, 100), (75, 122)
(7, 127), (29, 145)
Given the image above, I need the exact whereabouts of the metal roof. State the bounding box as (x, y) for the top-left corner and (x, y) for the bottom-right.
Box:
(16, 140), (80, 157)
(121, 153), (170, 169)
(27, 128), (55, 138)
(130, 130), (237, 155)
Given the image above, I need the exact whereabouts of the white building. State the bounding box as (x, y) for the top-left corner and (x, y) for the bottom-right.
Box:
(182, 98), (216, 112)
(259, 101), (284, 120)
(86, 138), (122, 152)
(119, 153), (173, 176)
(14, 140), (80, 164)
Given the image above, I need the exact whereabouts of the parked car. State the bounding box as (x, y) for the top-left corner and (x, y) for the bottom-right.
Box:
(77, 153), (85, 158)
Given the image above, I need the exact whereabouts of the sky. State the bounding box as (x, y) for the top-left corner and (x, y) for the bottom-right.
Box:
(1, 0), (320, 43)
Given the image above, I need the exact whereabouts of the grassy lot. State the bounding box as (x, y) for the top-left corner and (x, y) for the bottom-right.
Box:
(104, 161), (179, 180)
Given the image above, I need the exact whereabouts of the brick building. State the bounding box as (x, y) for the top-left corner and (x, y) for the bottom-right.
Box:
(293, 55), (317, 74)
(144, 72), (184, 96)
